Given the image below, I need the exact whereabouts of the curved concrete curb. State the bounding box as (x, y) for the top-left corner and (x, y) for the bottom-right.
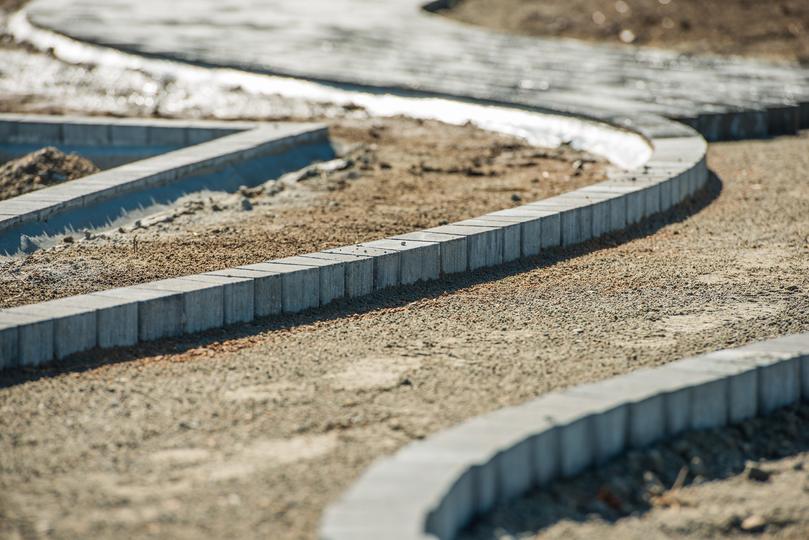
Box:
(0, 114), (330, 253)
(319, 333), (809, 540)
(0, 117), (707, 369)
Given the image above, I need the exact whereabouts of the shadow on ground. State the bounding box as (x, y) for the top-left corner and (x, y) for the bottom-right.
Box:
(0, 172), (723, 388)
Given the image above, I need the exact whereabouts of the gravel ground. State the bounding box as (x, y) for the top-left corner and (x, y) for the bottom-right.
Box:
(0, 146), (98, 201)
(1, 129), (807, 539)
(439, 0), (809, 64)
(1, 4), (808, 539)
(462, 404), (809, 540)
(0, 116), (603, 306)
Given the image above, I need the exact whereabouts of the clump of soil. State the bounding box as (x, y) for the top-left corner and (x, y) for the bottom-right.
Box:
(462, 405), (809, 539)
(438, 0), (809, 64)
(0, 146), (99, 201)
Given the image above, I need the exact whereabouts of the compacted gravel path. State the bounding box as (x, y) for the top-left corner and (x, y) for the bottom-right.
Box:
(1, 129), (807, 539)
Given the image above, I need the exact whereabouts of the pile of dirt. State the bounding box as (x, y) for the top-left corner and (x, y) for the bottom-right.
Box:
(0, 146), (99, 201)
(438, 0), (809, 64)
(463, 404), (809, 539)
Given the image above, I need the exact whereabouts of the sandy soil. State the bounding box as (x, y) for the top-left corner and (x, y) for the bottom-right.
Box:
(0, 116), (603, 306)
(0, 146), (98, 201)
(438, 0), (809, 64)
(0, 4), (807, 540)
(463, 405), (809, 540)
(1, 128), (807, 539)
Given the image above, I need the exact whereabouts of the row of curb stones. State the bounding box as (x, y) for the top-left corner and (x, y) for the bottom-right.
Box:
(0, 115), (327, 235)
(319, 333), (809, 540)
(0, 121), (707, 369)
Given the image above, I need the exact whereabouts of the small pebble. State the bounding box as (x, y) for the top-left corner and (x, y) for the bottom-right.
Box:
(740, 514), (767, 532)
(745, 463), (771, 482)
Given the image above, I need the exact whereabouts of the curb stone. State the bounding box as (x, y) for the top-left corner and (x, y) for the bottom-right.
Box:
(320, 334), (809, 540)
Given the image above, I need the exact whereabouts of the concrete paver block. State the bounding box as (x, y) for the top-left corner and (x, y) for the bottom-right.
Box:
(59, 294), (138, 348)
(276, 256), (346, 305)
(328, 245), (400, 291)
(392, 231), (468, 275)
(480, 214), (541, 258)
(309, 251), (375, 298)
(193, 273), (255, 325)
(427, 224), (503, 271)
(135, 278), (224, 334)
(241, 262), (319, 313)
(11, 301), (96, 360)
(0, 312), (53, 367)
(455, 219), (521, 263)
(94, 287), (183, 342)
(362, 239), (440, 285)
(216, 267), (283, 317)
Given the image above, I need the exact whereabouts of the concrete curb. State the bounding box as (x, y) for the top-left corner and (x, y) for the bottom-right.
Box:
(0, 114), (330, 249)
(319, 333), (809, 540)
(0, 112), (707, 370)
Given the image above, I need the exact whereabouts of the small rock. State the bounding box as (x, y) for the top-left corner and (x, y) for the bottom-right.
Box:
(240, 197), (253, 211)
(511, 193), (522, 202)
(740, 514), (767, 532)
(83, 230), (94, 240)
(62, 235), (74, 244)
(379, 161), (392, 170)
(745, 463), (771, 482)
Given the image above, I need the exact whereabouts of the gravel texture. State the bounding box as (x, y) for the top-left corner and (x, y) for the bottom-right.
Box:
(1, 130), (807, 539)
(462, 404), (809, 540)
(0, 146), (99, 201)
(0, 116), (604, 306)
(440, 0), (809, 64)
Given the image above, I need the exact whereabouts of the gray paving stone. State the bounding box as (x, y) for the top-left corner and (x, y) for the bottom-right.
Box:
(192, 273), (255, 325)
(427, 224), (502, 271)
(480, 214), (541, 258)
(134, 278), (224, 334)
(240, 262), (319, 313)
(58, 294), (138, 348)
(211, 267), (283, 318)
(327, 245), (400, 291)
(307, 251), (375, 298)
(10, 301), (96, 360)
(361, 239), (440, 285)
(392, 231), (468, 275)
(93, 286), (184, 342)
(275, 256), (346, 305)
(62, 122), (111, 146)
(110, 124), (148, 146)
(0, 311), (53, 367)
(525, 202), (582, 246)
(488, 207), (561, 249)
(455, 219), (521, 263)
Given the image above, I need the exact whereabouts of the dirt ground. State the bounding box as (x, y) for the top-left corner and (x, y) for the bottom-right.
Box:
(0, 3), (808, 540)
(463, 405), (809, 540)
(0, 117), (603, 306)
(1, 128), (807, 539)
(0, 146), (99, 201)
(438, 0), (809, 64)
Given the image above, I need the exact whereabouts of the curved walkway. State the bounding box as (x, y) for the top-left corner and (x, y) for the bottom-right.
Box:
(23, 0), (809, 140)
